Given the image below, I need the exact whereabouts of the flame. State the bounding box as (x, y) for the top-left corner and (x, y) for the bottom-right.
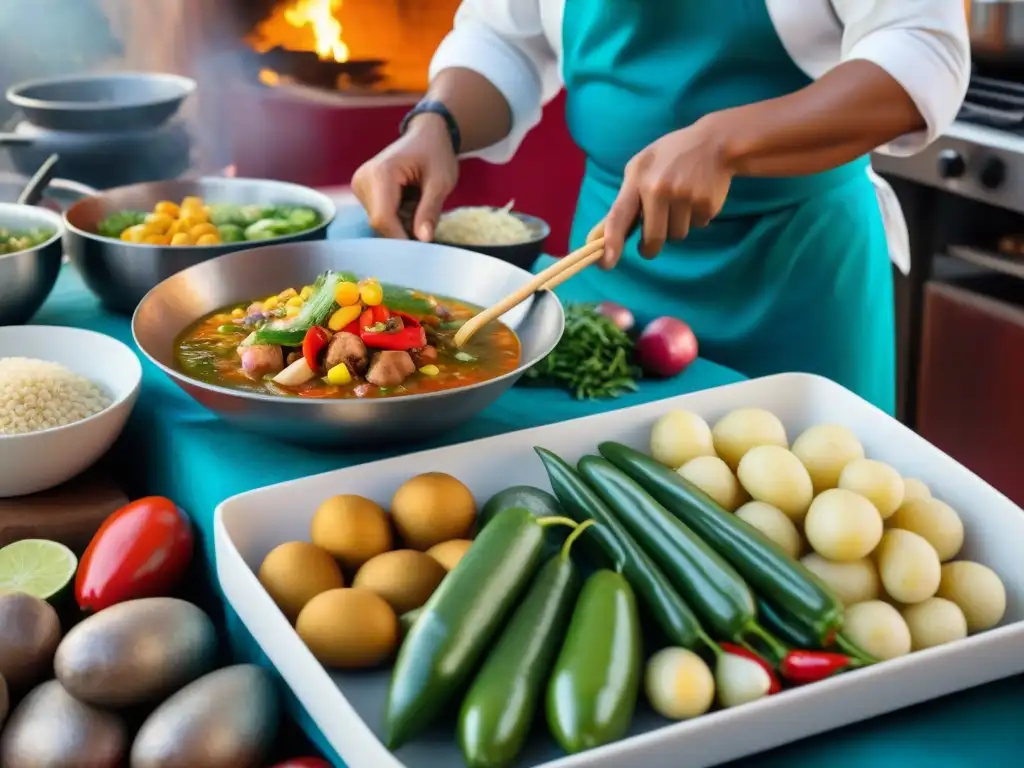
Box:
(248, 0), (349, 64)
(285, 0), (349, 62)
(258, 69), (282, 87)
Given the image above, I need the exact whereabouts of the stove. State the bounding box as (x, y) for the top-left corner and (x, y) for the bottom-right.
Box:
(872, 71), (1024, 216)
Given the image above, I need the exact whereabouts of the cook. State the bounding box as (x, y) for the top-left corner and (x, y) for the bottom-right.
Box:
(353, 1), (969, 414)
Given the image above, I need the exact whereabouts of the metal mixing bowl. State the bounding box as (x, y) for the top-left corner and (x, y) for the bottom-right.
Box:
(132, 239), (564, 447)
(0, 203), (64, 325)
(64, 177), (337, 315)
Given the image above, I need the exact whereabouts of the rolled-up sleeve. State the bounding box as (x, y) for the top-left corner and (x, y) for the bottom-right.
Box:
(428, 0), (561, 163)
(835, 0), (970, 155)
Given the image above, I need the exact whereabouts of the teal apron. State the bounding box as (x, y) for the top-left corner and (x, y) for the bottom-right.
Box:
(544, 0), (896, 414)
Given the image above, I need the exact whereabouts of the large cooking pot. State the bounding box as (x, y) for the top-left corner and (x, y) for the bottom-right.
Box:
(132, 239), (564, 447)
(969, 0), (1024, 63)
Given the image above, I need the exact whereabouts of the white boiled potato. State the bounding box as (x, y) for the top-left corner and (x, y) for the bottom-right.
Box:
(901, 597), (967, 650)
(800, 553), (880, 606)
(937, 561), (1007, 633)
(791, 424), (865, 493)
(736, 445), (813, 521)
(888, 498), (964, 562)
(901, 478), (931, 502)
(876, 529), (941, 604)
(844, 600), (912, 661)
(803, 489), (883, 562)
(711, 408), (788, 470)
(679, 456), (747, 511)
(650, 410), (716, 469)
(736, 501), (802, 559)
(644, 647), (715, 720)
(838, 459), (905, 520)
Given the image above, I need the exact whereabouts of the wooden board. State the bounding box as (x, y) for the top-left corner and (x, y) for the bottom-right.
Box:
(0, 471), (127, 554)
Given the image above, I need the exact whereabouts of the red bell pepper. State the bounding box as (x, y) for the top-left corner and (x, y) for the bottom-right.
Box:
(779, 650), (856, 684)
(721, 642), (782, 694)
(75, 496), (194, 612)
(360, 310), (426, 351)
(302, 326), (331, 372)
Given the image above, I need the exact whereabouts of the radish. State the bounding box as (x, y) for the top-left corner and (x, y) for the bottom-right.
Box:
(595, 301), (635, 333)
(636, 316), (698, 377)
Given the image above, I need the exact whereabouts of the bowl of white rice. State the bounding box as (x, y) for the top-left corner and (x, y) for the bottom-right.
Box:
(433, 202), (550, 271)
(0, 325), (142, 497)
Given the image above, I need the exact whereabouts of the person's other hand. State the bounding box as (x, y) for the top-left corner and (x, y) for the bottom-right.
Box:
(351, 114), (458, 241)
(601, 118), (735, 268)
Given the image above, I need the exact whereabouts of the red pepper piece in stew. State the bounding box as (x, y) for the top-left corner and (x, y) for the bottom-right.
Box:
(779, 650), (854, 684)
(720, 642), (782, 694)
(361, 310), (426, 351)
(302, 326), (331, 372)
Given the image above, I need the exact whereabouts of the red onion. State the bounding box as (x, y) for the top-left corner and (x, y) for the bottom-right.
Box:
(595, 301), (635, 332)
(636, 316), (698, 377)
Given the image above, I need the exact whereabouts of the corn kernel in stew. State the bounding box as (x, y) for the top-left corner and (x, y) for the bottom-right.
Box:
(195, 234), (221, 246)
(419, 364), (440, 376)
(326, 363), (352, 385)
(328, 304), (362, 332)
(334, 281), (361, 306)
(359, 280), (383, 306)
(154, 201), (180, 217)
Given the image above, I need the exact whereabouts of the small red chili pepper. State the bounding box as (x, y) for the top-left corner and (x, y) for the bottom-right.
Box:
(779, 650), (853, 684)
(360, 310), (427, 351)
(720, 642), (782, 695)
(301, 326), (331, 372)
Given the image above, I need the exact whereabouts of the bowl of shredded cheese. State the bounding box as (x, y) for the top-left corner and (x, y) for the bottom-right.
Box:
(433, 201), (549, 271)
(0, 325), (142, 497)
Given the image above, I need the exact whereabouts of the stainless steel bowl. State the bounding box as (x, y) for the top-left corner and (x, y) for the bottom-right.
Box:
(0, 173), (97, 212)
(132, 239), (564, 447)
(64, 177), (337, 315)
(0, 203), (64, 325)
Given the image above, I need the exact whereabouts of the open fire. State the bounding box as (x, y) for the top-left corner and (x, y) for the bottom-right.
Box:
(244, 0), (459, 93)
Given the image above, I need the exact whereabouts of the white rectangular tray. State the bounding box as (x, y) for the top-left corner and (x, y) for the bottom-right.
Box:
(215, 373), (1024, 768)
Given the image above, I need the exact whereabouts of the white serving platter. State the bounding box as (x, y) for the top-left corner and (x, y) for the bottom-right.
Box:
(215, 373), (1024, 768)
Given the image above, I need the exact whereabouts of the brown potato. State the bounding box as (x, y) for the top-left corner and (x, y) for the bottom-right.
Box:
(296, 588), (398, 669)
(258, 542), (344, 622)
(310, 495), (392, 571)
(353, 550), (447, 614)
(391, 472), (476, 550)
(426, 539), (473, 571)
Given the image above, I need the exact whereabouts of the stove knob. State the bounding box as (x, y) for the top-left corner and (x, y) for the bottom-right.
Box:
(980, 156), (1007, 190)
(937, 149), (966, 179)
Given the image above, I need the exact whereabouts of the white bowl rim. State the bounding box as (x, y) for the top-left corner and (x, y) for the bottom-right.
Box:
(0, 325), (143, 441)
(0, 203), (65, 253)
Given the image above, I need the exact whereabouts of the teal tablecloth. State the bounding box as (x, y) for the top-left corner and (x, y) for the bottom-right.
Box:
(35, 260), (1023, 768)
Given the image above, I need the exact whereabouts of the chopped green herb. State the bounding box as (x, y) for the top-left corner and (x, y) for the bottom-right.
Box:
(454, 351), (477, 362)
(520, 303), (641, 399)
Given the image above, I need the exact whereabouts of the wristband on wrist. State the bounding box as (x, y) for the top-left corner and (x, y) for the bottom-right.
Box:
(399, 100), (462, 155)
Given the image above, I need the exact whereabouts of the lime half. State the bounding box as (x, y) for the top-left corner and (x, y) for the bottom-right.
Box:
(0, 539), (78, 601)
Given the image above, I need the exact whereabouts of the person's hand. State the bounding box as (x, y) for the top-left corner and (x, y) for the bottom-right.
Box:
(601, 117), (736, 268)
(351, 114), (458, 241)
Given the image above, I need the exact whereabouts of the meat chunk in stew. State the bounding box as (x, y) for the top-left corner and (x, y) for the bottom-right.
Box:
(410, 345), (438, 368)
(238, 344), (284, 379)
(324, 332), (369, 375)
(366, 350), (416, 388)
